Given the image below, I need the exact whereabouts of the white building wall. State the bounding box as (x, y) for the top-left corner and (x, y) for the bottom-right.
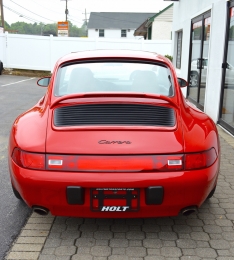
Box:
(151, 21), (172, 40)
(150, 5), (173, 40)
(88, 29), (140, 39)
(172, 0), (227, 123)
(155, 5), (173, 22)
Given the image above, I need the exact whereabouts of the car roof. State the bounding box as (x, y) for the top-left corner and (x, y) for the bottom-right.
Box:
(57, 50), (170, 66)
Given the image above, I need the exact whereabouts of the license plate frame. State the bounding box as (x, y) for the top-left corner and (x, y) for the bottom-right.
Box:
(90, 188), (140, 212)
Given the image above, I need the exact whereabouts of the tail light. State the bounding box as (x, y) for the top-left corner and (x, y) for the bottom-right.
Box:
(12, 148), (45, 170)
(46, 154), (183, 172)
(12, 148), (217, 172)
(184, 148), (217, 170)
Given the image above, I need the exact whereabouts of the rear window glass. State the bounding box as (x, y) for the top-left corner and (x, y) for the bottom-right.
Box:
(54, 62), (174, 96)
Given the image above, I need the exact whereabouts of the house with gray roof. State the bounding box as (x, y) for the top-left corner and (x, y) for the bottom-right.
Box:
(87, 12), (155, 39)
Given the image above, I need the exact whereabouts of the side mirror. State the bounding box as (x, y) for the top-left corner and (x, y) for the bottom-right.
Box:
(37, 77), (51, 87)
(177, 77), (188, 88)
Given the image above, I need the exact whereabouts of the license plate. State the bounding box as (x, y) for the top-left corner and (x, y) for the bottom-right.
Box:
(90, 188), (140, 212)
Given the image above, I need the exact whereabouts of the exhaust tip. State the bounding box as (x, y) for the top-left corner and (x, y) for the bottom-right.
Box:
(33, 206), (49, 216)
(181, 206), (197, 216)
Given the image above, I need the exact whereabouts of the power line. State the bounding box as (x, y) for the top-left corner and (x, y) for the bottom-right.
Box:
(8, 0), (84, 26)
(4, 5), (43, 23)
(31, 0), (83, 13)
(30, 0), (83, 22)
(68, 17), (83, 26)
(8, 0), (56, 22)
(30, 0), (67, 15)
(4, 4), (84, 29)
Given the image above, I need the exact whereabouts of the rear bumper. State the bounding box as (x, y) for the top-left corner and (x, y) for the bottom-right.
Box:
(9, 159), (219, 218)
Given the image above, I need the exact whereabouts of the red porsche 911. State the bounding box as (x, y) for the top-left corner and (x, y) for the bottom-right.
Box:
(8, 50), (220, 218)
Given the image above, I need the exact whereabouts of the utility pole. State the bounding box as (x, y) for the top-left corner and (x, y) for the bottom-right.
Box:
(0, 0), (4, 31)
(82, 9), (89, 37)
(85, 8), (87, 36)
(65, 0), (68, 21)
(41, 24), (45, 36)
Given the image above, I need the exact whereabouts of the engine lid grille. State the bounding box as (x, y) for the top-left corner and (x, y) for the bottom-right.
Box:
(54, 104), (175, 127)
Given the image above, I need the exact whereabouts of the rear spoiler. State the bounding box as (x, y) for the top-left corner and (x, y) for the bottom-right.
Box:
(50, 92), (178, 109)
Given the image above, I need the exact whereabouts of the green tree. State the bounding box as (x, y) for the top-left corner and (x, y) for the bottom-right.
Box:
(4, 20), (86, 37)
(4, 20), (11, 31)
(42, 23), (57, 36)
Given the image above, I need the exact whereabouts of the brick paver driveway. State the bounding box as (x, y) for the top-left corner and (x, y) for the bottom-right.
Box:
(6, 128), (234, 260)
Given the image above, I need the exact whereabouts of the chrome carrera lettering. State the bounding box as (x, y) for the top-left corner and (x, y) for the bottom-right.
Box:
(98, 140), (131, 144)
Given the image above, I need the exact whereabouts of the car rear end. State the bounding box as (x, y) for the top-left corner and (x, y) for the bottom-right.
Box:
(9, 50), (220, 217)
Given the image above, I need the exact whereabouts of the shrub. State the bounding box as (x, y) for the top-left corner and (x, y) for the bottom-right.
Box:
(165, 55), (173, 62)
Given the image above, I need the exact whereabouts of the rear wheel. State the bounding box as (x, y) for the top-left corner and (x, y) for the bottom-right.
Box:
(207, 186), (216, 200)
(12, 184), (23, 200)
(0, 63), (3, 75)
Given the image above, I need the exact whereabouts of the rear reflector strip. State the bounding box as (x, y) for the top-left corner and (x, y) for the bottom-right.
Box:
(11, 148), (217, 172)
(46, 154), (184, 172)
(48, 160), (63, 166)
(168, 160), (182, 166)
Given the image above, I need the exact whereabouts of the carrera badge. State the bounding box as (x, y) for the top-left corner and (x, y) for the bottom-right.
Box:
(98, 140), (131, 144)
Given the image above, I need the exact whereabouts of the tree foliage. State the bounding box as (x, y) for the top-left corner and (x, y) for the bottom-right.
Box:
(4, 20), (86, 37)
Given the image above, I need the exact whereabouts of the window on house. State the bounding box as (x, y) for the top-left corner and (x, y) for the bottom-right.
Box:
(99, 29), (104, 37)
(121, 29), (127, 37)
(176, 31), (183, 69)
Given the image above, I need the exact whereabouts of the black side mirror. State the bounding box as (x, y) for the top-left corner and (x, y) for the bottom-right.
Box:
(177, 77), (188, 88)
(37, 77), (51, 87)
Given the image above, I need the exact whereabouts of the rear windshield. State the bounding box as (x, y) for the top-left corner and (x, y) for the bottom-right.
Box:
(54, 62), (174, 96)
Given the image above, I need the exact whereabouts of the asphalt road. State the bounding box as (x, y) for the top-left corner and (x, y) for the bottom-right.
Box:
(0, 75), (47, 259)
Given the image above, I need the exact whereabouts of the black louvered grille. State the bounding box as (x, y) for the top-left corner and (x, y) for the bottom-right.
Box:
(54, 104), (175, 127)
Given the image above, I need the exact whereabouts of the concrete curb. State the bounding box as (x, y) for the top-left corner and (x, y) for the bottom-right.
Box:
(217, 125), (234, 148)
(6, 213), (55, 260)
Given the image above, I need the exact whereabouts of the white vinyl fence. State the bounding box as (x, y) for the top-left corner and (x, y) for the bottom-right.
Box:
(0, 33), (172, 72)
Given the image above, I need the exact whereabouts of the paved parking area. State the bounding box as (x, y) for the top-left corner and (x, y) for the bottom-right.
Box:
(0, 75), (47, 260)
(5, 127), (234, 260)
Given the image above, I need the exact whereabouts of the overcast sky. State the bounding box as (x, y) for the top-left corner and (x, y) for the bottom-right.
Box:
(3, 0), (172, 27)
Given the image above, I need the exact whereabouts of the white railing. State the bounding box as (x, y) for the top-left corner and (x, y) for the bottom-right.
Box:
(0, 33), (172, 71)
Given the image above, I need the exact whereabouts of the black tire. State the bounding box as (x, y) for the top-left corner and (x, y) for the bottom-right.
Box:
(189, 71), (199, 88)
(12, 184), (23, 200)
(207, 186), (216, 200)
(0, 62), (3, 75)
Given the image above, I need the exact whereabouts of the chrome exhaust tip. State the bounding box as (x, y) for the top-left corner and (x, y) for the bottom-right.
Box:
(32, 206), (49, 216)
(181, 206), (197, 216)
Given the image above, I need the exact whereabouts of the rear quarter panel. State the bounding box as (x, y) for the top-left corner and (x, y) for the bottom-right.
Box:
(180, 98), (220, 155)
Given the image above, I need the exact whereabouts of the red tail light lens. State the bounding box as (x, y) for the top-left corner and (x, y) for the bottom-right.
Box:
(185, 148), (217, 170)
(12, 148), (45, 170)
(77, 156), (153, 172)
(11, 148), (217, 172)
(46, 154), (183, 172)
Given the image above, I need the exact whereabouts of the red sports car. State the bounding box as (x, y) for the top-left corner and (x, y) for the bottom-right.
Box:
(8, 50), (220, 218)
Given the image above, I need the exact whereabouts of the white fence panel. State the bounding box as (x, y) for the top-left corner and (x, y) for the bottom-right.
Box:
(5, 34), (51, 70)
(0, 33), (172, 71)
(52, 37), (97, 63)
(143, 40), (172, 54)
(0, 34), (5, 61)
